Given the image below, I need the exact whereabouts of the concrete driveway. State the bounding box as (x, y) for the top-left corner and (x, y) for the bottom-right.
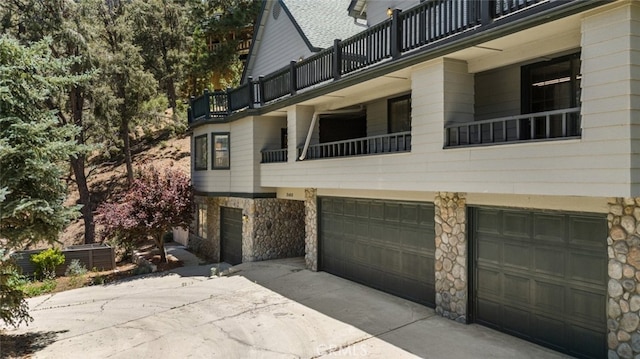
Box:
(2, 258), (569, 358)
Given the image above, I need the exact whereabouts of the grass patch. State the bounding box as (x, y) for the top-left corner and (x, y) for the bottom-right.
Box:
(20, 279), (57, 297)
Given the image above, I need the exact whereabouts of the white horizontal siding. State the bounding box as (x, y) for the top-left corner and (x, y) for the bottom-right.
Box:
(191, 124), (231, 193)
(259, 3), (640, 199)
(251, 4), (315, 79)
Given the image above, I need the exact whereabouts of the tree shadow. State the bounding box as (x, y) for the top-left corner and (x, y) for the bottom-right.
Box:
(0, 329), (68, 358)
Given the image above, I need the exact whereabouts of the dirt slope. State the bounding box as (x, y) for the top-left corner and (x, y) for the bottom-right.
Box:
(59, 131), (191, 247)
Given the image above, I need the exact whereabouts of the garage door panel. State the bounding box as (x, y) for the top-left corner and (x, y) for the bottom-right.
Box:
(503, 212), (531, 239)
(478, 268), (501, 296)
(503, 305), (532, 338)
(370, 202), (384, 219)
(569, 289), (605, 323)
(401, 204), (419, 224)
(570, 216), (607, 249)
(504, 274), (530, 303)
(534, 280), (565, 312)
(399, 227), (419, 248)
(503, 243), (531, 270)
(477, 209), (501, 234)
(319, 197), (435, 307)
(533, 314), (565, 349)
(534, 247), (564, 276)
(477, 299), (500, 327)
(533, 214), (566, 243)
(474, 207), (606, 359)
(569, 324), (604, 357)
(344, 199), (356, 216)
(356, 200), (369, 218)
(569, 252), (606, 285)
(385, 203), (400, 222)
(477, 240), (501, 264)
(419, 206), (435, 226)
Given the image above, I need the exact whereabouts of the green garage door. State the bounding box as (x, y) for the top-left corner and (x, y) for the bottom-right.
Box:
(319, 197), (435, 306)
(473, 207), (606, 359)
(221, 207), (243, 265)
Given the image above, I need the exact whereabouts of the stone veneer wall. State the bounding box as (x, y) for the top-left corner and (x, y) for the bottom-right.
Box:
(252, 199), (305, 261)
(434, 192), (467, 323)
(188, 195), (218, 261)
(305, 188), (318, 271)
(608, 198), (640, 359)
(188, 196), (305, 263)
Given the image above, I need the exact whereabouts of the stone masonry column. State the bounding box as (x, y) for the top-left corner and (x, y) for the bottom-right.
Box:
(304, 188), (318, 271)
(607, 198), (640, 359)
(434, 192), (467, 323)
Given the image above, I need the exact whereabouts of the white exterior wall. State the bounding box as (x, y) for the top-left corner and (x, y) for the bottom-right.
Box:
(366, 98), (387, 136)
(250, 3), (315, 79)
(474, 65), (520, 121)
(191, 123), (231, 193)
(253, 116), (285, 191)
(260, 3), (640, 198)
(192, 116), (282, 195)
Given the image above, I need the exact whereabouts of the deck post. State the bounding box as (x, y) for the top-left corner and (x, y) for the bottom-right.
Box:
(391, 9), (402, 59)
(481, 0), (495, 25)
(203, 89), (211, 120)
(290, 61), (297, 95)
(248, 76), (255, 109)
(258, 76), (265, 106)
(333, 39), (342, 80)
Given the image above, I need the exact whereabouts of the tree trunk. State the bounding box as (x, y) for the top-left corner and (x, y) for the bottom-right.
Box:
(166, 77), (177, 115)
(69, 86), (95, 244)
(120, 118), (134, 185)
(71, 156), (95, 244)
(157, 232), (167, 263)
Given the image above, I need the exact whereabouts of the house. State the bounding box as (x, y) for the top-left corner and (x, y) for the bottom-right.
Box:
(186, 0), (636, 358)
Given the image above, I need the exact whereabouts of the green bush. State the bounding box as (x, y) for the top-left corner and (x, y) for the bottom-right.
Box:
(65, 259), (87, 277)
(30, 248), (65, 280)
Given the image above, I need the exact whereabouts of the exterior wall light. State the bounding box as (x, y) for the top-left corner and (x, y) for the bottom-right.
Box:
(387, 7), (393, 17)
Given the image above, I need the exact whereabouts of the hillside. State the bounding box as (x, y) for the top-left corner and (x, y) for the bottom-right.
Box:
(59, 129), (191, 247)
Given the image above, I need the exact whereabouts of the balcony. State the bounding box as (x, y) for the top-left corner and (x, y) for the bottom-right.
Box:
(261, 148), (288, 163)
(188, 0), (596, 124)
(261, 132), (411, 163)
(444, 107), (581, 148)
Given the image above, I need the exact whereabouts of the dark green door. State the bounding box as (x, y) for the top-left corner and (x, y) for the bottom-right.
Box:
(472, 207), (606, 359)
(319, 197), (435, 306)
(221, 207), (242, 265)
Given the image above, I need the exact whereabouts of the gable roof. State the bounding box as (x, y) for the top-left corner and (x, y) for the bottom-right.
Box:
(242, 0), (365, 83)
(283, 0), (365, 49)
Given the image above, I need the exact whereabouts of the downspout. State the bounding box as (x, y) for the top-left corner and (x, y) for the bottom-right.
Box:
(298, 106), (365, 161)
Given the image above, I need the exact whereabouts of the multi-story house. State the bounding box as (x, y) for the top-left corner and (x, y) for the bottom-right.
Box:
(187, 0), (635, 357)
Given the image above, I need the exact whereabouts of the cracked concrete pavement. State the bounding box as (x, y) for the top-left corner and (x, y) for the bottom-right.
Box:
(2, 257), (570, 358)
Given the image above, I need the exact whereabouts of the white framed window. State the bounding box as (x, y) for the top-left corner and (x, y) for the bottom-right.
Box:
(212, 132), (230, 169)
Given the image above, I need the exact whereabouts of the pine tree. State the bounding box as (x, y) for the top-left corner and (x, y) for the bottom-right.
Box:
(0, 35), (83, 327)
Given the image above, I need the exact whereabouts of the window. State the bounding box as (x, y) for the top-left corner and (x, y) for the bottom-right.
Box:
(388, 95), (411, 133)
(197, 204), (207, 238)
(522, 52), (581, 138)
(194, 134), (208, 171)
(523, 53), (581, 113)
(212, 133), (230, 169)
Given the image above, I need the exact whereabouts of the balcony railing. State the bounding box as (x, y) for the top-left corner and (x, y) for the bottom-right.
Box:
(298, 132), (411, 160)
(444, 107), (581, 148)
(187, 0), (579, 124)
(261, 148), (288, 163)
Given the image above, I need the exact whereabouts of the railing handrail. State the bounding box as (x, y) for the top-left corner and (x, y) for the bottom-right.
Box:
(189, 0), (575, 124)
(261, 148), (288, 154)
(302, 131), (411, 149)
(445, 107), (581, 129)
